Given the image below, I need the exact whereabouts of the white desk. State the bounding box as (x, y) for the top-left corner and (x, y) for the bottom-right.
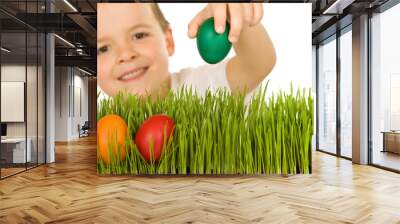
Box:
(1, 138), (32, 163)
(381, 131), (400, 154)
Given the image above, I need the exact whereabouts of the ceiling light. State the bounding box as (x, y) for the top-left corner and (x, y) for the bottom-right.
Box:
(1, 47), (11, 53)
(54, 34), (75, 48)
(76, 48), (85, 55)
(63, 0), (78, 12)
(323, 0), (355, 15)
(77, 67), (93, 76)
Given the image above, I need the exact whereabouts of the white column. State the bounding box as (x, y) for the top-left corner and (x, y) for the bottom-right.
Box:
(46, 1), (55, 163)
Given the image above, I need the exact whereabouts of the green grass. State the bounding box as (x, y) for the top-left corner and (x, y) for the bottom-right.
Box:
(97, 82), (314, 175)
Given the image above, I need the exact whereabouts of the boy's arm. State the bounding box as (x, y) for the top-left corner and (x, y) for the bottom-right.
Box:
(188, 3), (276, 95)
(227, 24), (276, 95)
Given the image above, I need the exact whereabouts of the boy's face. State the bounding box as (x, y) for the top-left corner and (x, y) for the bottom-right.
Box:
(97, 4), (174, 97)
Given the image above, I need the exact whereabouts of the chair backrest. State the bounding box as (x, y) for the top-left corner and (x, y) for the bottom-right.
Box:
(82, 121), (90, 129)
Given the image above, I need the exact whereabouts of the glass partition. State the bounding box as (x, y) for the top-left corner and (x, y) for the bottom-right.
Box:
(38, 32), (45, 165)
(1, 30), (28, 177)
(0, 1), (46, 179)
(371, 3), (400, 171)
(339, 28), (352, 158)
(317, 35), (337, 155)
(27, 30), (38, 169)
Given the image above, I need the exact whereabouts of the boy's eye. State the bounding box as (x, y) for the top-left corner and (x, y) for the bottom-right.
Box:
(133, 32), (148, 40)
(97, 45), (109, 55)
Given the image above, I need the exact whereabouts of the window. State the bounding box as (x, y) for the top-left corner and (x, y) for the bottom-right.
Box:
(371, 2), (400, 171)
(318, 36), (337, 154)
(340, 28), (352, 158)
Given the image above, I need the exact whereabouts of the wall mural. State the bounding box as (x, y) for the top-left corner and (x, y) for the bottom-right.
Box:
(96, 3), (313, 175)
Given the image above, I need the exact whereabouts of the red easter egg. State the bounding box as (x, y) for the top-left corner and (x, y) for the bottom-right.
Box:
(135, 114), (175, 161)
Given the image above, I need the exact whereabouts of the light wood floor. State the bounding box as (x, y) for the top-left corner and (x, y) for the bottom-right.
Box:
(0, 135), (400, 224)
(1, 163), (44, 178)
(1, 167), (26, 178)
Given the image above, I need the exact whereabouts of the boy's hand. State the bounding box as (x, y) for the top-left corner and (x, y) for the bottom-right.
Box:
(188, 3), (263, 43)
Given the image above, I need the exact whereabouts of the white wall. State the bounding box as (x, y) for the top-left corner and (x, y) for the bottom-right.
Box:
(55, 66), (68, 141)
(1, 65), (26, 139)
(72, 72), (89, 138)
(1, 65), (26, 81)
(55, 67), (89, 141)
(1, 64), (45, 163)
(1, 65), (33, 138)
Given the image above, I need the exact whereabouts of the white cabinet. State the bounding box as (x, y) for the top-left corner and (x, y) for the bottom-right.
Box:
(1, 138), (32, 163)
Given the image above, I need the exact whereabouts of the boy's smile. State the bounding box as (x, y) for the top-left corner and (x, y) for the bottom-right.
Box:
(97, 3), (174, 97)
(116, 64), (149, 82)
(118, 67), (148, 82)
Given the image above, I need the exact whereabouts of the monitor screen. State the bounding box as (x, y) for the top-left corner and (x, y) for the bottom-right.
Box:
(1, 123), (6, 137)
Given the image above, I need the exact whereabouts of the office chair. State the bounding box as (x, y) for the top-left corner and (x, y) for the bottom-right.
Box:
(79, 121), (90, 138)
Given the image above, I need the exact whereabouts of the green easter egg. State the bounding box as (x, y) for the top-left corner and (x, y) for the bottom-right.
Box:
(196, 18), (232, 64)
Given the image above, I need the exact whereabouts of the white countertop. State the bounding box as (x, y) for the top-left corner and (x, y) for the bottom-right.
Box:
(1, 138), (30, 144)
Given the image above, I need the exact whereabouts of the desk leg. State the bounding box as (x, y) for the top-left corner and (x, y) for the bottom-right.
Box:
(382, 133), (386, 153)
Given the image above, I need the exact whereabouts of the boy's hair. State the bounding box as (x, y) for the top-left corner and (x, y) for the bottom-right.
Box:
(150, 3), (170, 32)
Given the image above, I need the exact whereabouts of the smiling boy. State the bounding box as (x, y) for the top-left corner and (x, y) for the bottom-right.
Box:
(97, 3), (276, 100)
